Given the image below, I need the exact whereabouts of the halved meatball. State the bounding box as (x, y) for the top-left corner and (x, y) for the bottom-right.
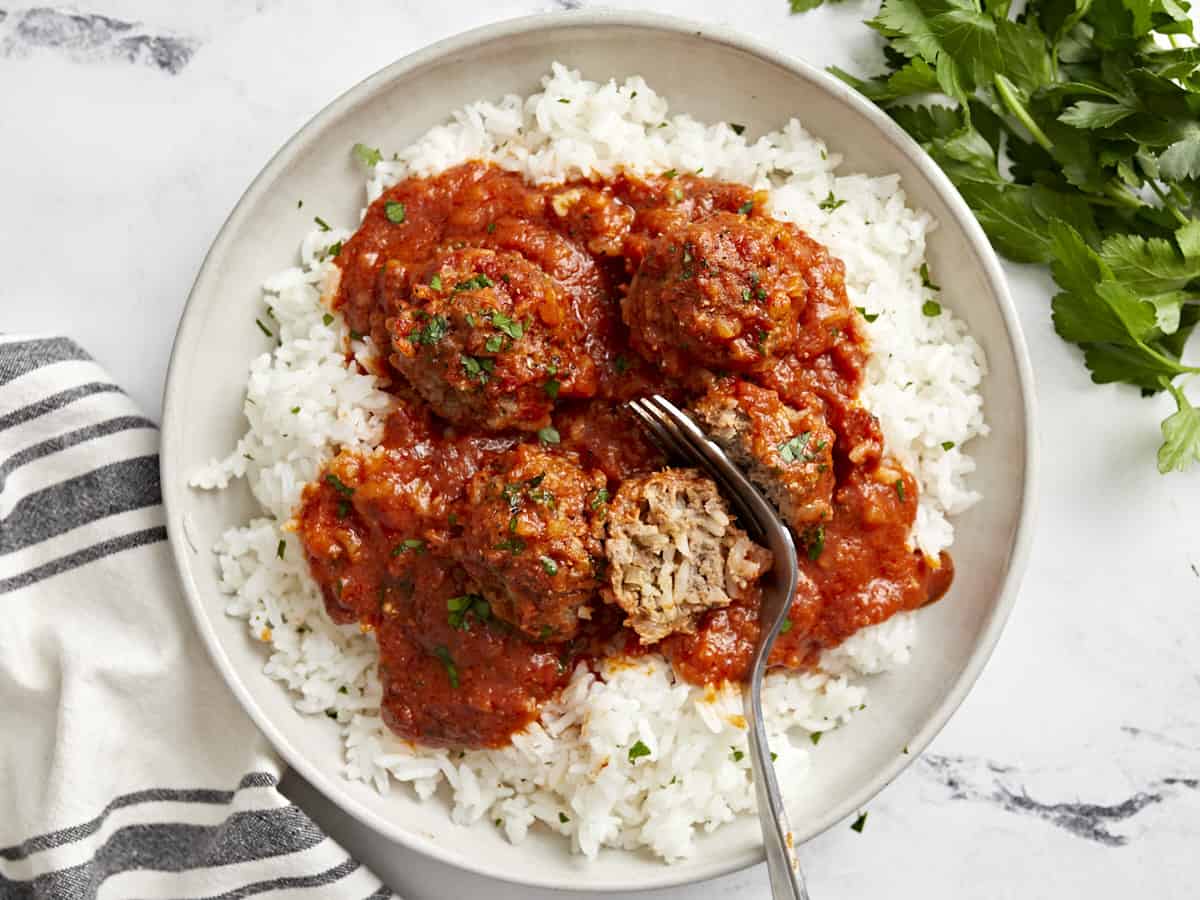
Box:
(603, 468), (772, 644)
(457, 443), (607, 641)
(621, 212), (814, 378)
(385, 246), (597, 431)
(691, 379), (836, 529)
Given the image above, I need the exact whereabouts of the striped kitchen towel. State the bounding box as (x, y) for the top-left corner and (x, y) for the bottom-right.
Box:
(0, 336), (396, 900)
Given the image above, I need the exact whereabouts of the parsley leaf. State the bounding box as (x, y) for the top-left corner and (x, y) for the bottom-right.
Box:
(628, 740), (651, 763)
(353, 143), (382, 167)
(819, 192), (846, 212)
(385, 201), (406, 224)
(1158, 382), (1200, 473)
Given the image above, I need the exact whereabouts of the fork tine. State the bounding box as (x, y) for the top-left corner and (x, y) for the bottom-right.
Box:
(628, 398), (694, 464)
(643, 395), (774, 537)
(632, 397), (769, 540)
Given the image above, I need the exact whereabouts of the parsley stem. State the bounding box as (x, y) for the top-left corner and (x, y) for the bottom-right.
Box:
(993, 74), (1052, 152)
(1102, 182), (1145, 211)
(1147, 180), (1189, 226)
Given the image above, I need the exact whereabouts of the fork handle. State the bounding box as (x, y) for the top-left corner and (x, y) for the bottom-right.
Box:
(746, 681), (810, 900)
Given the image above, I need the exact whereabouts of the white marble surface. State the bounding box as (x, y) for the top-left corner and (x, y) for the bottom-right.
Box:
(4, 1), (1199, 897)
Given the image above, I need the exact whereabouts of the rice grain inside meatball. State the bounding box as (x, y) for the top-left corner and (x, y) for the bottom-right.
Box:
(457, 443), (607, 641)
(691, 379), (836, 529)
(604, 468), (772, 644)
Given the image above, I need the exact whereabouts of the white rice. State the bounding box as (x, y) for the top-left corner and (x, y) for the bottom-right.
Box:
(190, 63), (986, 862)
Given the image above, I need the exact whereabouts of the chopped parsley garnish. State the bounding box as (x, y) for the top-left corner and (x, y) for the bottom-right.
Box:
(737, 200), (754, 215)
(803, 524), (825, 561)
(461, 355), (495, 383)
(391, 539), (426, 556)
(447, 593), (490, 630)
(856, 306), (879, 323)
(337, 500), (350, 518)
(557, 98), (570, 104)
(780, 618), (793, 634)
(353, 143), (382, 167)
(429, 274), (443, 291)
(810, 731), (822, 746)
(922, 299), (942, 317)
(432, 645), (459, 688)
(454, 273), (494, 292)
(894, 479), (906, 502)
(539, 625), (552, 640)
(559, 812), (570, 823)
(322, 313), (335, 326)
(591, 488), (609, 510)
(537, 426), (560, 445)
(819, 192), (846, 212)
(487, 221), (497, 234)
(544, 379), (560, 400)
(297, 200), (303, 209)
(628, 740), (651, 763)
(325, 474), (354, 497)
(671, 187), (684, 202)
(290, 406), (300, 414)
(540, 556), (559, 576)
(349, 329), (363, 341)
(920, 263), (940, 291)
(384, 201), (406, 224)
(489, 310), (524, 339)
(325, 240), (343, 258)
(495, 536), (526, 554)
(770, 752), (778, 762)
(485, 335), (504, 353)
(850, 811), (868, 833)
(613, 355), (631, 374)
(410, 314), (449, 346)
(255, 318), (273, 338)
(730, 747), (745, 763)
(942, 441), (956, 451)
(778, 432), (813, 463)
(276, 539), (286, 559)
(730, 123), (746, 136)
(741, 288), (752, 302)
(313, 216), (331, 231)
(465, 313), (476, 328)
(663, 168), (678, 179)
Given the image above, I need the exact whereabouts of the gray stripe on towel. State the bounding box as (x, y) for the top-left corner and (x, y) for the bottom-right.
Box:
(0, 337), (90, 387)
(0, 773), (279, 861)
(0, 456), (160, 556)
(0, 383), (124, 434)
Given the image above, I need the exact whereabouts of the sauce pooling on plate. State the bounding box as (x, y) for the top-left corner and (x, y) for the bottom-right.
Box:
(296, 161), (952, 749)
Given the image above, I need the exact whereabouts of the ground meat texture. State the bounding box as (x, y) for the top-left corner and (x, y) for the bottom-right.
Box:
(377, 558), (571, 748)
(385, 246), (596, 431)
(604, 469), (773, 644)
(457, 444), (607, 641)
(691, 379), (836, 528)
(622, 212), (815, 378)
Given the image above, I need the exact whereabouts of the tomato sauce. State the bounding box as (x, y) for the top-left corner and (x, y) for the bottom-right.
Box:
(295, 161), (952, 748)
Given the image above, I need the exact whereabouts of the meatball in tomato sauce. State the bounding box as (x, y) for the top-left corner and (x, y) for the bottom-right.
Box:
(386, 247), (597, 432)
(456, 443), (608, 641)
(622, 212), (813, 378)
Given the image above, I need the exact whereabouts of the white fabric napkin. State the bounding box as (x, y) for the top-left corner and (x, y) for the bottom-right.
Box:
(0, 335), (396, 899)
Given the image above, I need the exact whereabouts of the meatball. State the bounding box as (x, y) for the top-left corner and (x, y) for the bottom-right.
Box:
(603, 468), (773, 644)
(691, 379), (836, 529)
(377, 558), (569, 748)
(386, 246), (596, 431)
(622, 212), (814, 378)
(457, 443), (607, 640)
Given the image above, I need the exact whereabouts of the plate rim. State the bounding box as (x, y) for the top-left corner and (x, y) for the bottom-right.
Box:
(160, 8), (1039, 892)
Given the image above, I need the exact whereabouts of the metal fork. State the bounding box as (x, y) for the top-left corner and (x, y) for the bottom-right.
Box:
(626, 394), (808, 900)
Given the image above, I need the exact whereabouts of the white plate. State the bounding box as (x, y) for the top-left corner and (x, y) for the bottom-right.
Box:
(160, 11), (1037, 893)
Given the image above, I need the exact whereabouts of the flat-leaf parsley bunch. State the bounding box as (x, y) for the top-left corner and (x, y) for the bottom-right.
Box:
(792, 0), (1200, 471)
